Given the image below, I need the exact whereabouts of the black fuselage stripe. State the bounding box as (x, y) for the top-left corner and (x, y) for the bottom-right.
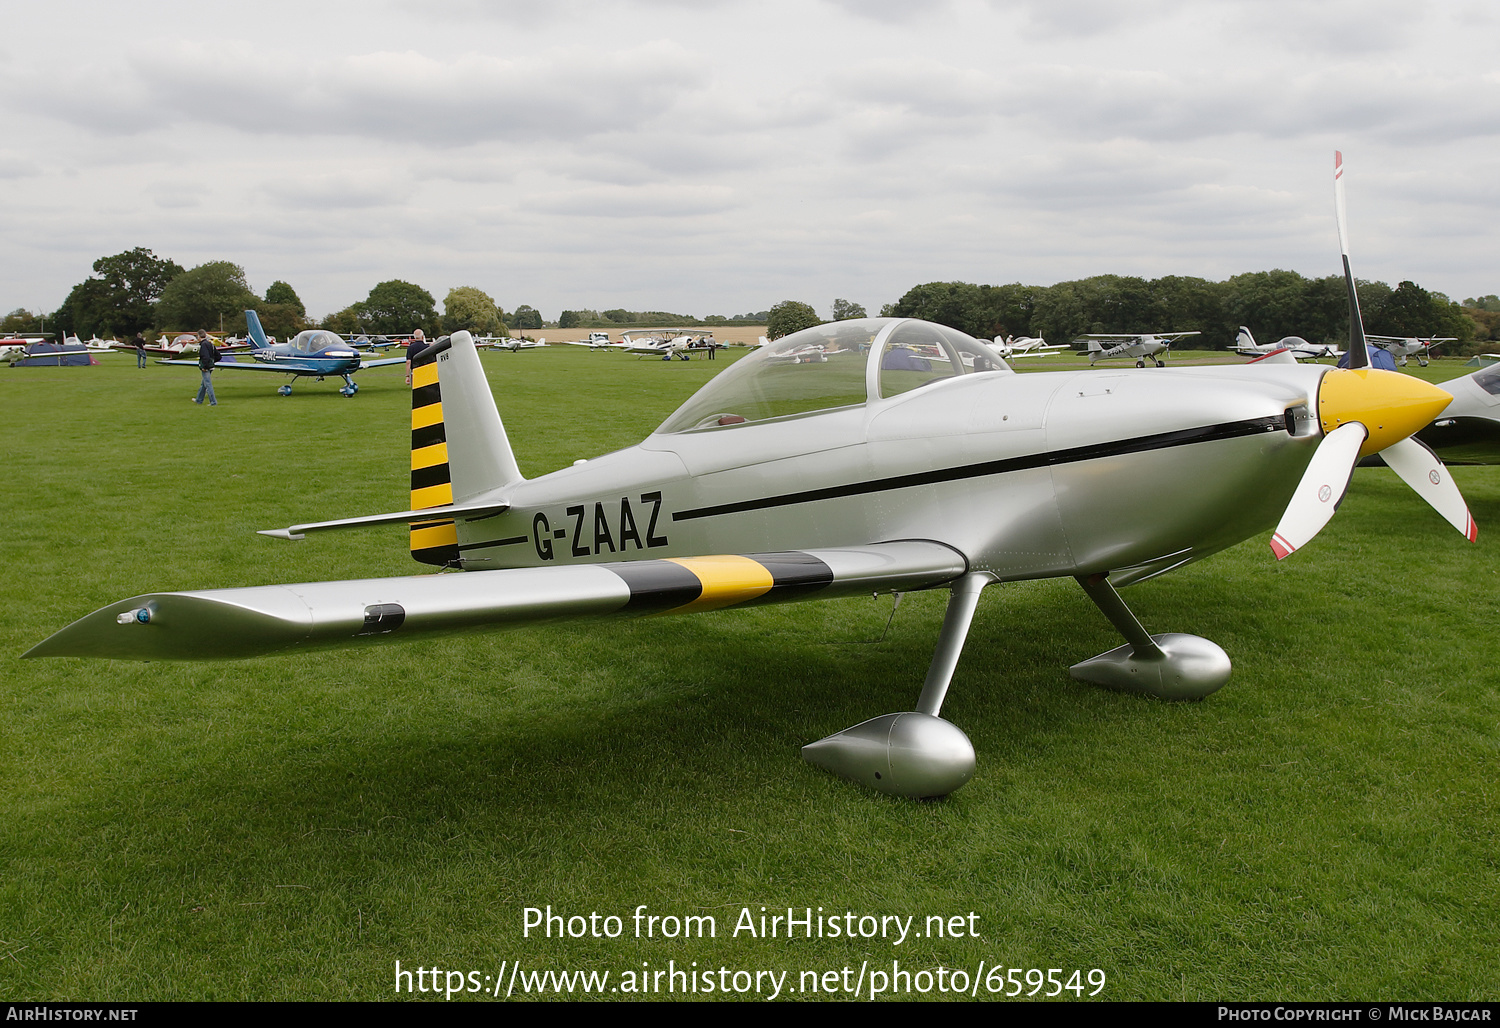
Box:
(671, 416), (1286, 522)
(456, 535), (527, 552)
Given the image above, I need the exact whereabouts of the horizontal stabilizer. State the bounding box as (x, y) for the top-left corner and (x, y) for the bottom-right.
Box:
(25, 541), (966, 661)
(258, 500), (512, 540)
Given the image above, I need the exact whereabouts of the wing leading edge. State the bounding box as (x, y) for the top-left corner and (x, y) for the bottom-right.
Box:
(25, 541), (967, 661)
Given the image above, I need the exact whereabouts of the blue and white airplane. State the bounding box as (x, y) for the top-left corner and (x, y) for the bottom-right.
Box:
(160, 311), (408, 396)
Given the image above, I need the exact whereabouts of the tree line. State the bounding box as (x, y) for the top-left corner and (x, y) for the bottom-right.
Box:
(3, 249), (525, 342)
(8, 249), (1496, 354)
(873, 272), (1489, 353)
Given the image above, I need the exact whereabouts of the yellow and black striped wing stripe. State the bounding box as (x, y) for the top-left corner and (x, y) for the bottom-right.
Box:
(409, 340), (459, 566)
(605, 551), (835, 615)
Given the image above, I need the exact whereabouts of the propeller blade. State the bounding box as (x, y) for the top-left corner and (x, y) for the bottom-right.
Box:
(1378, 436), (1478, 542)
(1334, 151), (1370, 370)
(1270, 422), (1367, 559)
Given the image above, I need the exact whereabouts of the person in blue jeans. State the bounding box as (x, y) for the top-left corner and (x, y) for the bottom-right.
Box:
(193, 330), (218, 405)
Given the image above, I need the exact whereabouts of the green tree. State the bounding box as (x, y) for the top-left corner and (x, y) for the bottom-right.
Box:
(92, 248), (184, 335)
(155, 261), (258, 331)
(52, 278), (115, 337)
(320, 304), (367, 335)
(443, 286), (504, 335)
(254, 303), (306, 341)
(602, 308), (633, 323)
(511, 305), (543, 330)
(830, 298), (866, 321)
(558, 310), (582, 329)
(363, 280), (437, 335)
(264, 280), (305, 316)
(2, 308), (43, 333)
(766, 300), (822, 340)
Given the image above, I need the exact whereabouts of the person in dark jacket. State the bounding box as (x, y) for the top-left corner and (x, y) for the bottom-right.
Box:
(194, 330), (218, 405)
(132, 333), (146, 368)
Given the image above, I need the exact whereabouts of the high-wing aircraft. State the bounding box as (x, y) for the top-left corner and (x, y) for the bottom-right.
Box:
(1366, 333), (1455, 367)
(28, 153), (1478, 800)
(1233, 327), (1342, 362)
(992, 335), (1067, 359)
(1079, 331), (1200, 367)
(158, 312), (407, 396)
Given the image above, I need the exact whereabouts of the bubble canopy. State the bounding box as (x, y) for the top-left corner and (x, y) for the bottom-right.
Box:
(656, 318), (1008, 434)
(288, 330), (351, 353)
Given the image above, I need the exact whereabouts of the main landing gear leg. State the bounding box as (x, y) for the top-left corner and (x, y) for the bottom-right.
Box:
(802, 572), (992, 798)
(339, 374), (359, 397)
(1069, 572), (1230, 700)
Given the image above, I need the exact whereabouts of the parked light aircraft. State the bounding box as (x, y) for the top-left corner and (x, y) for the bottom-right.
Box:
(1079, 332), (1200, 367)
(158, 312), (406, 396)
(1367, 333), (1454, 367)
(478, 336), (546, 352)
(28, 153), (1478, 799)
(1234, 327), (1342, 362)
(1412, 362), (1500, 464)
(992, 336), (1067, 359)
(620, 330), (717, 360)
(565, 332), (616, 350)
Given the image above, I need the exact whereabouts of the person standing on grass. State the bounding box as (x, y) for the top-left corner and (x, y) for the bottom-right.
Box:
(194, 330), (218, 405)
(132, 333), (146, 368)
(404, 328), (426, 385)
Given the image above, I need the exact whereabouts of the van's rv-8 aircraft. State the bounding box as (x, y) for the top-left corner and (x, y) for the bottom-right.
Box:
(159, 312), (407, 396)
(1234, 327), (1343, 362)
(27, 153), (1479, 798)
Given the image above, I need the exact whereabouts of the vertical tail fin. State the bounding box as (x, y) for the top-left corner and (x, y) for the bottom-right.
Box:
(1237, 326), (1255, 350)
(245, 309), (269, 349)
(408, 330), (524, 566)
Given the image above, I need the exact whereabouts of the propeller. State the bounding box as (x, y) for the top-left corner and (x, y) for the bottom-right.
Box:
(1270, 152), (1476, 559)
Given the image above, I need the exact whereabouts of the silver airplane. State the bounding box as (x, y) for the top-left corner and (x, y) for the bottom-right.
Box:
(1234, 327), (1342, 362)
(25, 153), (1478, 799)
(1367, 333), (1455, 367)
(1080, 331), (1200, 367)
(1415, 362), (1500, 464)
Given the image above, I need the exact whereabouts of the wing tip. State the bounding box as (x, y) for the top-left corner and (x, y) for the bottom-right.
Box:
(1270, 534), (1295, 560)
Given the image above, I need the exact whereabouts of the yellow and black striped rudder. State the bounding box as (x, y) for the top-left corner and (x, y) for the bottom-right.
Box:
(409, 343), (460, 566)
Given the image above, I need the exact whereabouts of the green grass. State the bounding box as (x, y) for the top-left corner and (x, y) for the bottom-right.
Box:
(1, 350), (1496, 1001)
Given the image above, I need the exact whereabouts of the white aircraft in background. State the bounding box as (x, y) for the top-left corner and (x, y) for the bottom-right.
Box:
(620, 330), (718, 360)
(564, 332), (619, 350)
(479, 336), (546, 352)
(1079, 331), (1200, 367)
(1367, 334), (1454, 367)
(1234, 327), (1342, 362)
(992, 335), (1067, 359)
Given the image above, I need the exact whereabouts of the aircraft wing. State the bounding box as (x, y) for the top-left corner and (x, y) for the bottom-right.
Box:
(157, 359), (312, 374)
(25, 541), (967, 661)
(358, 357), (408, 370)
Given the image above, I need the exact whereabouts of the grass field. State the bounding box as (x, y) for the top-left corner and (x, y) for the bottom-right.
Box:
(1, 348), (1496, 1001)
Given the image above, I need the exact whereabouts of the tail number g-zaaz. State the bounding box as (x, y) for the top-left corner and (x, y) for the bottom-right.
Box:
(531, 492), (669, 561)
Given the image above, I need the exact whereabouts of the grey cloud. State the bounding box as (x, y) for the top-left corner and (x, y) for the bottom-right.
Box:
(528, 182), (738, 218)
(260, 172), (417, 210)
(21, 40), (702, 147)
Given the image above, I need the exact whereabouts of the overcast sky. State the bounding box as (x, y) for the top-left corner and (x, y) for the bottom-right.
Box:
(3, 0), (1498, 322)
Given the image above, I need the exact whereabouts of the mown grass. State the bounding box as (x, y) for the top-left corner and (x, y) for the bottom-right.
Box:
(0, 349), (1495, 1001)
